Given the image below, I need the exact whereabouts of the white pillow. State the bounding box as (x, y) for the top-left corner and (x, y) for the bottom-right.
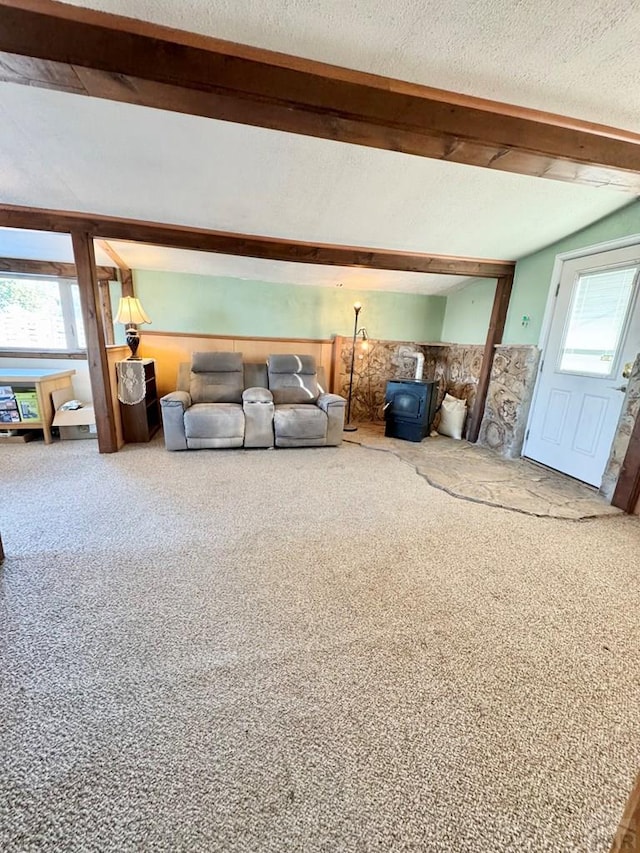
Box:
(437, 393), (467, 440)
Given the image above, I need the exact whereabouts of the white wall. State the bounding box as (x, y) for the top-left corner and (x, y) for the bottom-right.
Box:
(0, 358), (92, 401)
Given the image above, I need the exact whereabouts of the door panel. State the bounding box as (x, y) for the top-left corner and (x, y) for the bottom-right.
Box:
(541, 389), (570, 443)
(572, 394), (607, 456)
(524, 244), (640, 487)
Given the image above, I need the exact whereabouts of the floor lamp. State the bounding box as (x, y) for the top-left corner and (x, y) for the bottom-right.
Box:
(344, 302), (362, 432)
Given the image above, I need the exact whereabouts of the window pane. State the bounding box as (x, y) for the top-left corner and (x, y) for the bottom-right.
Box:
(0, 278), (69, 349)
(0, 277), (86, 351)
(558, 266), (638, 376)
(71, 284), (86, 349)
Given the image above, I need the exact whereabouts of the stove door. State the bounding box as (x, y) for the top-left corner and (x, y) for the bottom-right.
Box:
(388, 388), (424, 419)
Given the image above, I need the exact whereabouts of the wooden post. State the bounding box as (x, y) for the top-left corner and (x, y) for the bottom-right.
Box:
(612, 413), (640, 513)
(467, 273), (514, 443)
(71, 231), (118, 453)
(119, 268), (134, 298)
(98, 279), (115, 345)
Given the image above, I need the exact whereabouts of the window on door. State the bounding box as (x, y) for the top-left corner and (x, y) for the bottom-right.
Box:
(0, 276), (86, 352)
(557, 265), (639, 377)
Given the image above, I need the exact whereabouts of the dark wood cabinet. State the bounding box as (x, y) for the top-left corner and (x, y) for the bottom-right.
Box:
(117, 359), (160, 443)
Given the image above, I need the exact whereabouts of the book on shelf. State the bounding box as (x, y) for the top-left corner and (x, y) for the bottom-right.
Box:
(14, 391), (40, 422)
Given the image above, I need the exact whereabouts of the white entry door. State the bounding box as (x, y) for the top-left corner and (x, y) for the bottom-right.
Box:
(524, 245), (640, 487)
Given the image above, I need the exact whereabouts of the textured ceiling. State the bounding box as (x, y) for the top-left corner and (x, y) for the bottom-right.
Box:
(62, 0), (640, 131)
(0, 1), (638, 294)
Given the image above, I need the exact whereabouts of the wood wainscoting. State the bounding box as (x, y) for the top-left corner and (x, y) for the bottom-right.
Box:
(106, 344), (129, 449)
(141, 331), (335, 398)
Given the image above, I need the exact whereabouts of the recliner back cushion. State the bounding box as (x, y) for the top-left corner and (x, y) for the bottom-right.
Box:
(267, 354), (320, 404)
(189, 351), (244, 403)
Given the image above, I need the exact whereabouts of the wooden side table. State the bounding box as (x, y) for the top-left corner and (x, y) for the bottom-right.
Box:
(0, 368), (76, 444)
(117, 359), (160, 442)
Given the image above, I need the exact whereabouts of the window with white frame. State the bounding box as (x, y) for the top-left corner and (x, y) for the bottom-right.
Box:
(0, 276), (86, 351)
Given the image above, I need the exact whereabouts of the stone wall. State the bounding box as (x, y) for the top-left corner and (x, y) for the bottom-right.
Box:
(420, 344), (484, 435)
(338, 338), (539, 458)
(337, 335), (639, 502)
(600, 353), (640, 501)
(338, 338), (422, 422)
(477, 345), (541, 459)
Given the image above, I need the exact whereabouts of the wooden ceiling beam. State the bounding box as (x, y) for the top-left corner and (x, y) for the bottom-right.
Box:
(95, 239), (129, 273)
(96, 239), (134, 297)
(0, 255), (115, 280)
(0, 204), (515, 279)
(0, 1), (639, 191)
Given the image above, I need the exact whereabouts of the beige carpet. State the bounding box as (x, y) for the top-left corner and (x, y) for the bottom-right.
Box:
(345, 423), (621, 519)
(1, 436), (639, 852)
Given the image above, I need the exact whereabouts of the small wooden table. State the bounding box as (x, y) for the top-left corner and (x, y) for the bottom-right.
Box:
(116, 359), (160, 443)
(0, 368), (76, 444)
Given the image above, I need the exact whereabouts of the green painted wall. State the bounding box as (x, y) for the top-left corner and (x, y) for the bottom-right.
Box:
(440, 278), (496, 344)
(132, 202), (640, 348)
(134, 270), (446, 342)
(503, 200), (640, 345)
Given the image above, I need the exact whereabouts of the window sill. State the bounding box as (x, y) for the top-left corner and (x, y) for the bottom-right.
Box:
(0, 349), (88, 360)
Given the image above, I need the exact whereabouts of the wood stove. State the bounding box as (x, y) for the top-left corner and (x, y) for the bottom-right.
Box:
(384, 379), (438, 442)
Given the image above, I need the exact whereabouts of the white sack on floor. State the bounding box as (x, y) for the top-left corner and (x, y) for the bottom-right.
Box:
(437, 393), (467, 440)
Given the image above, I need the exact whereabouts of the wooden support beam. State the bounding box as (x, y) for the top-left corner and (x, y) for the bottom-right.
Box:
(0, 205), (514, 279)
(96, 240), (135, 298)
(118, 268), (134, 299)
(467, 274), (514, 443)
(70, 230), (118, 453)
(97, 279), (114, 346)
(612, 410), (640, 513)
(95, 239), (127, 272)
(0, 255), (115, 280)
(0, 0), (639, 190)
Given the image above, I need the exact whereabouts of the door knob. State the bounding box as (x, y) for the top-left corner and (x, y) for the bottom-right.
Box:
(610, 385), (627, 392)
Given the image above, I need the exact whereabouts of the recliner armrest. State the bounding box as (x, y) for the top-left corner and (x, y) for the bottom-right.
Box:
(317, 393), (346, 412)
(243, 387), (273, 404)
(161, 391), (192, 410)
(160, 391), (191, 451)
(243, 387), (274, 448)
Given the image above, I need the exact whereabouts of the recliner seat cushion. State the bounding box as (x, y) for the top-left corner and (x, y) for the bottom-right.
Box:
(274, 404), (326, 439)
(189, 351), (244, 403)
(184, 403), (244, 439)
(267, 354), (320, 404)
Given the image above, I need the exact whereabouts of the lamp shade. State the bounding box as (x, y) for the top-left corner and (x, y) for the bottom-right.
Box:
(115, 296), (151, 326)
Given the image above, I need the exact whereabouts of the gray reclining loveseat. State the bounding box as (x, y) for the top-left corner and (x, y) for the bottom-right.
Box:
(160, 351), (346, 450)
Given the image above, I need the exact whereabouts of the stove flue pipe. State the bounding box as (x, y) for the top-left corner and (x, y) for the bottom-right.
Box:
(398, 347), (425, 381)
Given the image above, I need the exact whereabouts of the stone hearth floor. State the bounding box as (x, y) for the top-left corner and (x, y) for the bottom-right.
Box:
(344, 423), (622, 520)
